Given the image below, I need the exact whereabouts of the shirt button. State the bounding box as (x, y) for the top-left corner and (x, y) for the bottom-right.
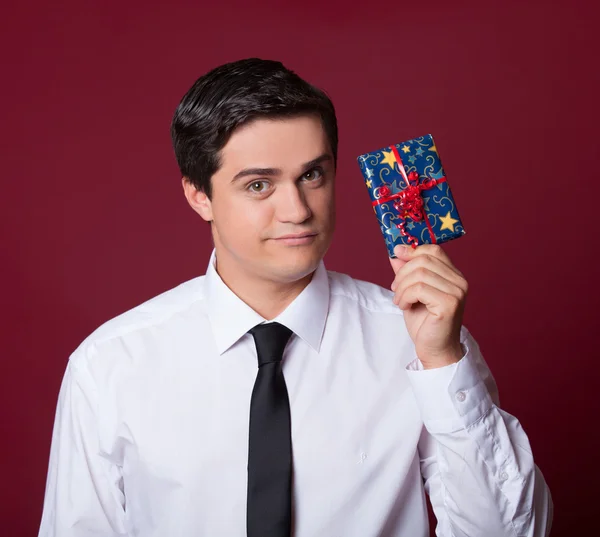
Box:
(455, 391), (467, 402)
(499, 471), (509, 481)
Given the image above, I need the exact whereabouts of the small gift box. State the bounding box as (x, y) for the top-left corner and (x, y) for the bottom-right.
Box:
(357, 134), (466, 257)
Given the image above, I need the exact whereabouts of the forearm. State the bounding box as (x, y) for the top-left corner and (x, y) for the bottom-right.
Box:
(407, 327), (553, 536)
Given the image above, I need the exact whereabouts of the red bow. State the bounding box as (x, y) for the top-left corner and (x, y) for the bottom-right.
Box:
(372, 149), (447, 249)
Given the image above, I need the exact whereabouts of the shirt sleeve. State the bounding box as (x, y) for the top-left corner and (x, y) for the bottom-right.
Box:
(38, 353), (128, 537)
(405, 326), (554, 537)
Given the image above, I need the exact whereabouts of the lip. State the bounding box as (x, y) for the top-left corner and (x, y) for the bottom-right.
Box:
(275, 232), (318, 240)
(273, 232), (318, 245)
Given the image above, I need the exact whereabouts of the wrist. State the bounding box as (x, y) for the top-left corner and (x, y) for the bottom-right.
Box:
(419, 343), (464, 370)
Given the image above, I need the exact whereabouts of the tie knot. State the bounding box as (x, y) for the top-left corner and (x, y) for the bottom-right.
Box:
(249, 322), (293, 367)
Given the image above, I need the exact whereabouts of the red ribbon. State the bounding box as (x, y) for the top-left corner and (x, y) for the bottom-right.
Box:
(372, 145), (447, 249)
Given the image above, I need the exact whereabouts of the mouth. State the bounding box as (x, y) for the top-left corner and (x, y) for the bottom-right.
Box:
(273, 232), (318, 245)
(276, 232), (318, 239)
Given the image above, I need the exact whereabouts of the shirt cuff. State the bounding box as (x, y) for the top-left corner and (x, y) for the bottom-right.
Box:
(405, 341), (495, 434)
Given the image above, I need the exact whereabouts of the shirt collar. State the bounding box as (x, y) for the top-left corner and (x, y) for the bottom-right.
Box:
(204, 248), (330, 355)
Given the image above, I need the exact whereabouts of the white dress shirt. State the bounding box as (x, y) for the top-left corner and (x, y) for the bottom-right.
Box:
(39, 248), (553, 537)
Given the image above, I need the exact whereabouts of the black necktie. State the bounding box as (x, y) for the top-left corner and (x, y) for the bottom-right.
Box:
(247, 321), (294, 537)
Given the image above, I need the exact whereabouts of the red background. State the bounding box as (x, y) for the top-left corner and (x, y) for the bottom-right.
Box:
(2, 1), (597, 535)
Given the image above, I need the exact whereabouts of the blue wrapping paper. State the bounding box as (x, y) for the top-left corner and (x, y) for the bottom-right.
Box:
(357, 134), (466, 257)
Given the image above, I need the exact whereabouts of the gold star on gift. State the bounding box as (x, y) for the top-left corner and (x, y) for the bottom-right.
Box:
(439, 211), (459, 232)
(380, 150), (397, 170)
(401, 145), (410, 153)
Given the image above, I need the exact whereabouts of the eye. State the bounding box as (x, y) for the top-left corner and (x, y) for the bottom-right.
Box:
(247, 181), (269, 193)
(302, 167), (324, 182)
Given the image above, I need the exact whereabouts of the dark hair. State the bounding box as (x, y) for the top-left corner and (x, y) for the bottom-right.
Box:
(170, 58), (338, 199)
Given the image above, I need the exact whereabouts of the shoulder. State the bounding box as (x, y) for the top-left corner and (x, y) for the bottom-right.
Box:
(326, 269), (402, 316)
(69, 275), (207, 367)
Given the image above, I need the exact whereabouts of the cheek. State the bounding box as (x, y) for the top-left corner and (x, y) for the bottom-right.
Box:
(216, 198), (272, 238)
(310, 185), (336, 222)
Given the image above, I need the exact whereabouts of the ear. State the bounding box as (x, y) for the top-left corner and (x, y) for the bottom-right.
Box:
(182, 178), (213, 222)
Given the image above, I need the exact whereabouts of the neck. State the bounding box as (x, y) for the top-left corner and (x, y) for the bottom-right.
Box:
(213, 250), (315, 320)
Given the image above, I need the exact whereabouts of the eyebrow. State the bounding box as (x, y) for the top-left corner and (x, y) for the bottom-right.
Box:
(231, 153), (333, 183)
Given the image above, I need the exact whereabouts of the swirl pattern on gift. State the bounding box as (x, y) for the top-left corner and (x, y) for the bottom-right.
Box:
(357, 134), (466, 257)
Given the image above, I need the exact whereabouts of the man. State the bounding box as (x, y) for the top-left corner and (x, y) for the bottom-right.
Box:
(38, 58), (553, 536)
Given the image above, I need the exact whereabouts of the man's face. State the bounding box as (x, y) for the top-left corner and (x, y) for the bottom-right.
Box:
(188, 115), (336, 284)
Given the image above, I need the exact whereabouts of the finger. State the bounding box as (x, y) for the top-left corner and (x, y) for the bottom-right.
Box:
(394, 244), (464, 278)
(393, 267), (465, 302)
(392, 254), (468, 294)
(395, 281), (461, 313)
(389, 255), (407, 275)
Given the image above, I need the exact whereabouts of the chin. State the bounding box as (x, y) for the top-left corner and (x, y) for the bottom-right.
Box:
(267, 246), (323, 281)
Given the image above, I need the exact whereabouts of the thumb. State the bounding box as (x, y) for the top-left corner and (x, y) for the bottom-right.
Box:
(389, 255), (406, 274)
(389, 244), (412, 273)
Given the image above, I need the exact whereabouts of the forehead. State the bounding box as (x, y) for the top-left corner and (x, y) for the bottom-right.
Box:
(218, 115), (330, 171)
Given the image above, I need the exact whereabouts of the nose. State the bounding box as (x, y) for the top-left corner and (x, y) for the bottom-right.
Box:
(276, 184), (312, 224)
